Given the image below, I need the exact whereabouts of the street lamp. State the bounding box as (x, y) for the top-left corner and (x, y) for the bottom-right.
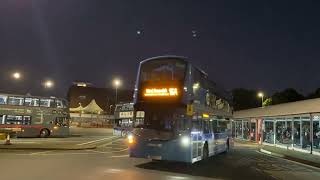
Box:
(44, 80), (54, 89)
(258, 92), (264, 107)
(12, 72), (21, 80)
(113, 78), (121, 105)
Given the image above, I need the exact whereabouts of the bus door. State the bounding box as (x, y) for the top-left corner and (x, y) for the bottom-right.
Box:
(203, 119), (215, 156)
(191, 117), (203, 162)
(214, 120), (228, 152)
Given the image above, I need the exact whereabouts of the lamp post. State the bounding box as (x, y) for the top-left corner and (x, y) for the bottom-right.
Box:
(113, 79), (121, 105)
(258, 92), (264, 107)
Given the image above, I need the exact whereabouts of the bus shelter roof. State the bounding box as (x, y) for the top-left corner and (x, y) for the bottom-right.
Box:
(233, 98), (320, 119)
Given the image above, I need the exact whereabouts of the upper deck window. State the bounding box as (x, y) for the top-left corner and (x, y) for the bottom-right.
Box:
(25, 98), (40, 107)
(40, 98), (55, 108)
(140, 59), (186, 83)
(8, 96), (24, 106)
(0, 95), (8, 105)
(55, 99), (64, 108)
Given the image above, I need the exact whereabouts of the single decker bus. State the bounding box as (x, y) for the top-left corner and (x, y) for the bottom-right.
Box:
(0, 93), (70, 137)
(128, 56), (233, 163)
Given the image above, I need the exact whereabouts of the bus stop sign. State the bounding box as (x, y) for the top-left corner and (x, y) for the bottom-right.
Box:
(187, 104), (193, 116)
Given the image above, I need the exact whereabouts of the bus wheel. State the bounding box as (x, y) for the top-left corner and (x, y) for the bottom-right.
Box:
(224, 139), (230, 153)
(121, 130), (127, 137)
(202, 143), (209, 160)
(40, 129), (50, 138)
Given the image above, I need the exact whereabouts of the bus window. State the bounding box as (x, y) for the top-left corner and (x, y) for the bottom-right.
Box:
(212, 119), (218, 132)
(25, 98), (39, 107)
(0, 115), (5, 124)
(0, 95), (8, 105)
(40, 99), (55, 108)
(192, 120), (201, 132)
(23, 116), (32, 125)
(140, 59), (186, 82)
(8, 96), (24, 106)
(6, 115), (23, 124)
(55, 100), (64, 108)
(203, 120), (210, 134)
(217, 120), (228, 133)
(55, 117), (69, 127)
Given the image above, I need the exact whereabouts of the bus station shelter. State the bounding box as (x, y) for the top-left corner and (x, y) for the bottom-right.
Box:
(233, 98), (320, 156)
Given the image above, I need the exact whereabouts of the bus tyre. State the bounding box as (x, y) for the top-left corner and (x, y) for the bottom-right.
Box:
(40, 129), (50, 138)
(224, 139), (230, 153)
(121, 130), (127, 137)
(202, 143), (209, 160)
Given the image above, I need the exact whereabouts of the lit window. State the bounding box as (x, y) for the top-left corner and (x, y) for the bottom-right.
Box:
(8, 96), (24, 106)
(25, 98), (39, 106)
(40, 99), (55, 108)
(0, 95), (8, 105)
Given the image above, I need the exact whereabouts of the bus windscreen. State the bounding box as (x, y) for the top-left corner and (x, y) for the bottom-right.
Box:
(140, 59), (186, 83)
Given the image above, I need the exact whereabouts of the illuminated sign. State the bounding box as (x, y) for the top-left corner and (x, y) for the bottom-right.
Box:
(144, 88), (178, 97)
(202, 113), (209, 118)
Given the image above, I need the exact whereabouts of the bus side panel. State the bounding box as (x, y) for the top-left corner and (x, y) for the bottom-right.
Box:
(129, 139), (192, 163)
(17, 127), (40, 137)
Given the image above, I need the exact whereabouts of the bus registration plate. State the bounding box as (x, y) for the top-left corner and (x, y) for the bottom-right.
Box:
(147, 155), (162, 160)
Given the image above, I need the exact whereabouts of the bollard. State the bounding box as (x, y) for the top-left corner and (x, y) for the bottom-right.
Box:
(5, 133), (11, 145)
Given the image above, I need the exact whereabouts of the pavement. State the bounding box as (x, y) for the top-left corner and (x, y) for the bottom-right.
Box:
(260, 144), (320, 168)
(0, 127), (117, 150)
(234, 139), (320, 169)
(0, 129), (320, 180)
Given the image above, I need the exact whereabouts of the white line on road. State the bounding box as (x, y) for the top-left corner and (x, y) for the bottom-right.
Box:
(97, 138), (124, 148)
(77, 136), (116, 145)
(111, 155), (129, 158)
(30, 150), (55, 155)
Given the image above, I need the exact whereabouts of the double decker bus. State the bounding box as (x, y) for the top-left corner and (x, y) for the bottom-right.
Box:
(128, 56), (233, 163)
(0, 93), (70, 137)
(114, 103), (144, 137)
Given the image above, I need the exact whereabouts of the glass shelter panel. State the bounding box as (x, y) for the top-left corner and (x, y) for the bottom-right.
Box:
(243, 120), (250, 140)
(293, 117), (301, 148)
(301, 117), (311, 151)
(313, 115), (320, 153)
(263, 121), (275, 144)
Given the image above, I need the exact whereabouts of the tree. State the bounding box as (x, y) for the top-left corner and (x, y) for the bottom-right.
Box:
(263, 98), (272, 106)
(232, 88), (260, 111)
(271, 88), (304, 105)
(307, 88), (320, 99)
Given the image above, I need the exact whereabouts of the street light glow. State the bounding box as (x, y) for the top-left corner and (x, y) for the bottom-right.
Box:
(258, 92), (264, 97)
(44, 80), (54, 88)
(12, 72), (21, 80)
(113, 79), (121, 88)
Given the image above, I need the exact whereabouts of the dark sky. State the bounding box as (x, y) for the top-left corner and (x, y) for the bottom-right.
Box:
(0, 0), (319, 97)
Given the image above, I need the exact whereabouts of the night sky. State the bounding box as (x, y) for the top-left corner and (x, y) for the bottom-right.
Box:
(0, 0), (319, 97)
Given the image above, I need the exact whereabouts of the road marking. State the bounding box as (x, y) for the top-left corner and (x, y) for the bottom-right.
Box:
(97, 138), (124, 148)
(77, 136), (116, 145)
(85, 149), (112, 154)
(112, 148), (128, 152)
(30, 150), (55, 155)
(111, 154), (129, 158)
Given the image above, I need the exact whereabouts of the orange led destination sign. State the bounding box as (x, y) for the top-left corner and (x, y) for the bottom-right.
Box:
(144, 88), (178, 97)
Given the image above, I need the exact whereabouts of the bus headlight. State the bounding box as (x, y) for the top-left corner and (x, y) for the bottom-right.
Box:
(128, 134), (134, 144)
(181, 136), (190, 147)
